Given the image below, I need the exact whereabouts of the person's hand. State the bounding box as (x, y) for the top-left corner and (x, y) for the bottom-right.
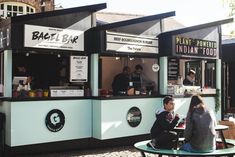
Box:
(175, 114), (180, 120)
(175, 113), (180, 118)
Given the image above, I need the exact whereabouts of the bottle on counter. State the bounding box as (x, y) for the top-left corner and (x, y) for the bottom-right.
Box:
(27, 82), (31, 91)
(127, 81), (134, 95)
(84, 88), (91, 96)
(134, 88), (140, 95)
(24, 82), (31, 91)
(177, 75), (183, 85)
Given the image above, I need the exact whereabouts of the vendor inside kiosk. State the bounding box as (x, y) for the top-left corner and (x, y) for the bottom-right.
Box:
(167, 56), (216, 95)
(100, 55), (158, 96)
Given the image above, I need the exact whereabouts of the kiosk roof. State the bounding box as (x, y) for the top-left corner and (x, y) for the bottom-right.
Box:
(158, 18), (233, 38)
(10, 3), (107, 23)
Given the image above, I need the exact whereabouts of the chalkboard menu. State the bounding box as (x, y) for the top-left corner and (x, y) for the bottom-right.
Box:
(168, 58), (179, 80)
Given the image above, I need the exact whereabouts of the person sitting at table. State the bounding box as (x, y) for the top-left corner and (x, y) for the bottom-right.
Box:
(148, 96), (180, 149)
(180, 94), (217, 153)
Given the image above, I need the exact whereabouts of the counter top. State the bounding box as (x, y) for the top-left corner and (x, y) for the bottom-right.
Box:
(93, 94), (216, 100)
(173, 94), (216, 98)
(0, 96), (93, 101)
(0, 94), (216, 101)
(93, 95), (166, 100)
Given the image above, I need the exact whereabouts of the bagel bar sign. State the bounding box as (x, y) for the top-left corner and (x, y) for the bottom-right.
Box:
(24, 24), (84, 51)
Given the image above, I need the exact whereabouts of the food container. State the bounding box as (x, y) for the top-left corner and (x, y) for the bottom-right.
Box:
(36, 90), (43, 97)
(28, 90), (36, 97)
(43, 90), (49, 97)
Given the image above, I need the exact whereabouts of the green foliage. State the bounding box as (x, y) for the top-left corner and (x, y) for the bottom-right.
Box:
(214, 89), (221, 113)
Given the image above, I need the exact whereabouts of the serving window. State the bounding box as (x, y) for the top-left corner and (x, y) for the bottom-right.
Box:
(167, 57), (216, 95)
(12, 52), (90, 98)
(99, 55), (159, 97)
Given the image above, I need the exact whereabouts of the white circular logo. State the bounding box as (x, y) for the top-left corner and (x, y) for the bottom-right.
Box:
(152, 64), (159, 72)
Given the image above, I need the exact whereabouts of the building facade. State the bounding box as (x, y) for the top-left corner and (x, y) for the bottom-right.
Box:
(0, 0), (54, 18)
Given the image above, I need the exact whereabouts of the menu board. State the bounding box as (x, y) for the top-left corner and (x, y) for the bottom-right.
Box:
(70, 56), (88, 82)
(168, 58), (179, 80)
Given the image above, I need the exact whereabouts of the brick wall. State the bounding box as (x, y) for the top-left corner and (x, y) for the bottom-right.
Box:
(0, 0), (54, 12)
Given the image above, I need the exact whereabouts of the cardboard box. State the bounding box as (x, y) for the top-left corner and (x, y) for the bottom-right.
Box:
(219, 120), (235, 139)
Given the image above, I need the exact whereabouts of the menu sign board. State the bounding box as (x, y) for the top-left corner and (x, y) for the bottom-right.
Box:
(70, 56), (88, 82)
(106, 31), (158, 53)
(174, 36), (217, 58)
(0, 28), (10, 49)
(168, 58), (179, 80)
(24, 24), (84, 51)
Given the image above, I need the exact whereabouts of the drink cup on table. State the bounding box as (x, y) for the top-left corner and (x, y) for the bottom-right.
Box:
(177, 114), (186, 127)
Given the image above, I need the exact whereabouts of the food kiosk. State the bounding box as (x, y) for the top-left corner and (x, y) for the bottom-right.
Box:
(85, 11), (178, 140)
(158, 18), (233, 118)
(0, 2), (233, 156)
(87, 15), (233, 140)
(0, 3), (106, 152)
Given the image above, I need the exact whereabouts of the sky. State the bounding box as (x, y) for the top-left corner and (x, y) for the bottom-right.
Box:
(55, 0), (229, 26)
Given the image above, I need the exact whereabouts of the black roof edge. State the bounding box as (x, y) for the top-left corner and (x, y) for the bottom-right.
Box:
(91, 11), (175, 31)
(11, 3), (107, 22)
(158, 17), (233, 37)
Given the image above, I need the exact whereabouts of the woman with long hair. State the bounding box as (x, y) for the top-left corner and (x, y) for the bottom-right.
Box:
(180, 94), (217, 153)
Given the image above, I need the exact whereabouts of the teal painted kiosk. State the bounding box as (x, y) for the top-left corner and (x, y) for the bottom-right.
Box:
(0, 2), (233, 156)
(86, 12), (233, 142)
(86, 11), (177, 140)
(0, 3), (107, 156)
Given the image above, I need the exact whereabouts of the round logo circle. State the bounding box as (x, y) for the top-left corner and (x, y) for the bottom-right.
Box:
(126, 107), (142, 127)
(45, 109), (65, 132)
(152, 64), (159, 72)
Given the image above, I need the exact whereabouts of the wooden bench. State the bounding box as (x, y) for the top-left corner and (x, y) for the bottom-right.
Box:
(134, 139), (235, 157)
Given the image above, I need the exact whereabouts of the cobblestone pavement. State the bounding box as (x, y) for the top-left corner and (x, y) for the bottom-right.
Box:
(16, 146), (161, 157)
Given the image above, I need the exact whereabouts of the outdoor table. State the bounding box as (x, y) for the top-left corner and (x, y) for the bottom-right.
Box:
(174, 124), (229, 148)
(134, 139), (235, 157)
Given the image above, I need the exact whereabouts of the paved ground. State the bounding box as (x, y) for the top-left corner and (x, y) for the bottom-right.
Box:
(16, 146), (159, 157)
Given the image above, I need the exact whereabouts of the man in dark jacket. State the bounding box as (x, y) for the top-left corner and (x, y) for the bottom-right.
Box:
(148, 96), (180, 149)
(112, 66), (131, 96)
(183, 69), (196, 86)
